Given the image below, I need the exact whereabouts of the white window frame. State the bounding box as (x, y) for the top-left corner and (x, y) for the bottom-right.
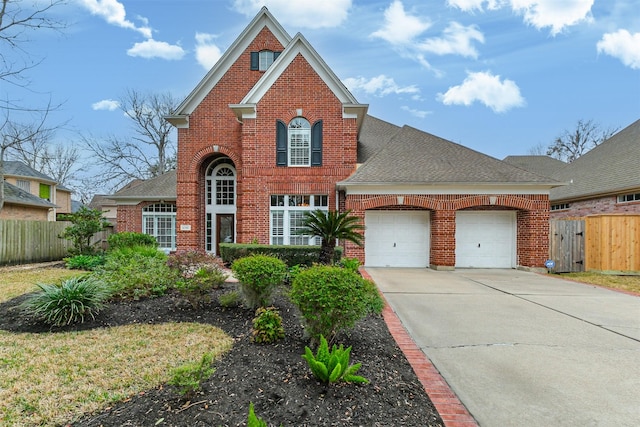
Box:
(142, 203), (177, 251)
(259, 50), (275, 71)
(16, 179), (31, 192)
(270, 195), (328, 245)
(288, 117), (311, 167)
(617, 193), (640, 203)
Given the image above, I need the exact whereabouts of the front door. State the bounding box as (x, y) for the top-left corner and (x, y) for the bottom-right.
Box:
(216, 214), (234, 255)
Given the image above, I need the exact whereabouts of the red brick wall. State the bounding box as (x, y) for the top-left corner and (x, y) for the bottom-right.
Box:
(175, 26), (358, 250)
(345, 193), (549, 269)
(550, 195), (640, 219)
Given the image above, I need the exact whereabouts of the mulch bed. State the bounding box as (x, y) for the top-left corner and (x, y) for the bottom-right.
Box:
(1, 274), (444, 427)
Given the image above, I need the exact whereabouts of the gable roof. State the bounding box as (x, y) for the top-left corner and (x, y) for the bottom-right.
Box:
(230, 32), (367, 130)
(358, 115), (401, 163)
(502, 155), (566, 180)
(549, 119), (640, 202)
(2, 181), (57, 209)
(109, 170), (177, 203)
(4, 161), (57, 184)
(166, 7), (291, 128)
(340, 124), (561, 187)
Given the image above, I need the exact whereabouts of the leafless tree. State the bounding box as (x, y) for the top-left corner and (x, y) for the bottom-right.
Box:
(84, 89), (179, 192)
(546, 119), (619, 163)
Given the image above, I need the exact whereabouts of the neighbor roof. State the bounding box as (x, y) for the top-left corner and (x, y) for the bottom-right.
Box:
(109, 170), (177, 200)
(4, 161), (56, 184)
(2, 181), (57, 209)
(549, 119), (640, 202)
(503, 155), (566, 180)
(341, 124), (561, 186)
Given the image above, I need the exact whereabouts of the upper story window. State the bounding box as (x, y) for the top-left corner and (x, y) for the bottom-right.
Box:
(618, 192), (640, 203)
(205, 159), (236, 207)
(250, 50), (281, 71)
(276, 118), (323, 167)
(39, 183), (51, 201)
(16, 179), (30, 192)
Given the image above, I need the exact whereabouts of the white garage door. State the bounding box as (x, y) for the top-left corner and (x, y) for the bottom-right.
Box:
(456, 211), (516, 268)
(365, 211), (430, 267)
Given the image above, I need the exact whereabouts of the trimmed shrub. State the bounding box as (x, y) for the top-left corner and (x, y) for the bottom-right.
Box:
(252, 306), (285, 343)
(175, 266), (227, 308)
(21, 276), (111, 327)
(289, 266), (384, 343)
(220, 243), (342, 267)
(95, 246), (177, 299)
(107, 232), (158, 250)
(231, 255), (287, 309)
(64, 254), (106, 271)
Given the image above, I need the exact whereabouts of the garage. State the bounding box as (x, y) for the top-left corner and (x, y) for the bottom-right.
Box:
(365, 210), (430, 267)
(456, 211), (516, 268)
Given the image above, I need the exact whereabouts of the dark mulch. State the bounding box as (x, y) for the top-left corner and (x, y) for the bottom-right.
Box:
(0, 275), (444, 427)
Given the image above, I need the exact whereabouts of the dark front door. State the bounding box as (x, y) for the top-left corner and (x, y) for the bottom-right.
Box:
(216, 214), (234, 255)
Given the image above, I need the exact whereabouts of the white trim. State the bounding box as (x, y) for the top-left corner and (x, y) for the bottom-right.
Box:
(340, 184), (553, 195)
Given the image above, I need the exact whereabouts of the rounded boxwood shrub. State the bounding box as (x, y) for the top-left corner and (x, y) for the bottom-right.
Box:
(289, 265), (384, 343)
(21, 276), (111, 327)
(107, 232), (158, 250)
(231, 255), (287, 309)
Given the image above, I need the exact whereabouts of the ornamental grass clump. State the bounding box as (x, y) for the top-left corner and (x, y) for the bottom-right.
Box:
(302, 335), (368, 384)
(21, 275), (111, 327)
(231, 255), (287, 309)
(289, 265), (383, 344)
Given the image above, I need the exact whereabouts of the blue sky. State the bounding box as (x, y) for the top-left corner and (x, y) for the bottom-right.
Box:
(5, 0), (640, 184)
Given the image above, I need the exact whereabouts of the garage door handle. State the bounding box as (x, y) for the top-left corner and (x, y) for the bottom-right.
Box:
(478, 243), (481, 248)
(393, 243), (396, 247)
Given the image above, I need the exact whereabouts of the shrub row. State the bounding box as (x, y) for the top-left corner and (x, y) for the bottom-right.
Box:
(220, 243), (342, 267)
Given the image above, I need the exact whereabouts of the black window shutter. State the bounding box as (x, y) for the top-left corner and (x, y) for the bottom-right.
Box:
(276, 120), (287, 166)
(250, 52), (259, 70)
(311, 120), (323, 166)
(273, 51), (281, 60)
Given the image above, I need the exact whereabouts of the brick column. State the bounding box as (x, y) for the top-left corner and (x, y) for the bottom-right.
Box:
(430, 209), (456, 270)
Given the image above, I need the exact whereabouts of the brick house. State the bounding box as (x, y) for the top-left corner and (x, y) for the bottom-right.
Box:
(504, 118), (640, 219)
(1, 161), (72, 221)
(112, 7), (558, 269)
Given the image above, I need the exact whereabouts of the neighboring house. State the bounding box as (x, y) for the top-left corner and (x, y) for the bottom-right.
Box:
(89, 194), (118, 226)
(504, 119), (640, 219)
(112, 7), (559, 269)
(1, 161), (71, 221)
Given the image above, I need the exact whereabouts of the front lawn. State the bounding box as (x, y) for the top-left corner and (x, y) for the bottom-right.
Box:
(558, 271), (640, 294)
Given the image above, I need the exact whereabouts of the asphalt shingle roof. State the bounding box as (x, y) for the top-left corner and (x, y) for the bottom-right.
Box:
(358, 115), (401, 163)
(3, 161), (56, 183)
(2, 181), (57, 208)
(549, 119), (640, 201)
(110, 170), (177, 199)
(503, 155), (566, 180)
(344, 124), (558, 185)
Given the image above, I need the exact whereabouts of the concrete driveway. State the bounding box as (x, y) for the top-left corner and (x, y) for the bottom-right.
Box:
(365, 268), (640, 427)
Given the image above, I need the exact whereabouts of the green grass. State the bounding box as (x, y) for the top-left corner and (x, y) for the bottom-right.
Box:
(0, 266), (234, 426)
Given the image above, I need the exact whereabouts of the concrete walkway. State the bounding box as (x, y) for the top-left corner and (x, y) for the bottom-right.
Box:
(365, 268), (640, 427)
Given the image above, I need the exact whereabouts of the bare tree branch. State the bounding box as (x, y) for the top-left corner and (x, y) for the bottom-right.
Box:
(546, 119), (619, 163)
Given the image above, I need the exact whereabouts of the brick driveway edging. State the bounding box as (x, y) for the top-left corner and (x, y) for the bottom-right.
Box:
(360, 269), (478, 427)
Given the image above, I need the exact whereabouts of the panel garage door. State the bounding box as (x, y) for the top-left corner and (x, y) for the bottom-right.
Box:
(456, 211), (516, 268)
(365, 211), (430, 267)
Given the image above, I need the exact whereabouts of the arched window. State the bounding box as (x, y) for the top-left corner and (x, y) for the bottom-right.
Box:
(142, 203), (176, 251)
(288, 117), (311, 166)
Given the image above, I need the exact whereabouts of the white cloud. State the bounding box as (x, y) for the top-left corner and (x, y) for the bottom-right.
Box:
(597, 29), (640, 70)
(448, 0), (594, 35)
(418, 22), (484, 58)
(195, 33), (223, 70)
(232, 0), (351, 28)
(447, 0), (504, 11)
(92, 99), (120, 111)
(127, 39), (186, 60)
(78, 0), (152, 38)
(401, 106), (432, 118)
(371, 0), (431, 45)
(437, 71), (525, 113)
(343, 75), (420, 97)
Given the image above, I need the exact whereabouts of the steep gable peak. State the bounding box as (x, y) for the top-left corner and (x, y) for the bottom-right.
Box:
(166, 7), (291, 127)
(230, 32), (368, 129)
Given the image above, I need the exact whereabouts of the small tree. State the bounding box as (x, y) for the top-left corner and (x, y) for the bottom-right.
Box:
(59, 207), (110, 255)
(298, 210), (364, 265)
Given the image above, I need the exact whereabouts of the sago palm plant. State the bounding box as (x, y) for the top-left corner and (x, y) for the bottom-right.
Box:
(298, 209), (364, 265)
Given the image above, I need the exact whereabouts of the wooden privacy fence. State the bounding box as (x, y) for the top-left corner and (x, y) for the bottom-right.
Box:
(550, 215), (640, 273)
(0, 220), (114, 266)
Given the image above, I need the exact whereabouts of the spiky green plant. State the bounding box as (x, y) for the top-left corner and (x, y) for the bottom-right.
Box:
(302, 335), (369, 384)
(297, 209), (364, 264)
(21, 276), (111, 327)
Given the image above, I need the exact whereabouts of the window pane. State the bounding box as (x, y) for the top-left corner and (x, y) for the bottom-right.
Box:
(289, 211), (309, 245)
(271, 211), (284, 244)
(289, 118), (311, 166)
(314, 195), (328, 207)
(271, 195), (284, 206)
(259, 51), (274, 71)
(16, 180), (30, 192)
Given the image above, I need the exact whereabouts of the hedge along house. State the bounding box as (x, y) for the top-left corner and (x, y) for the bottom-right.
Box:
(114, 7), (560, 269)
